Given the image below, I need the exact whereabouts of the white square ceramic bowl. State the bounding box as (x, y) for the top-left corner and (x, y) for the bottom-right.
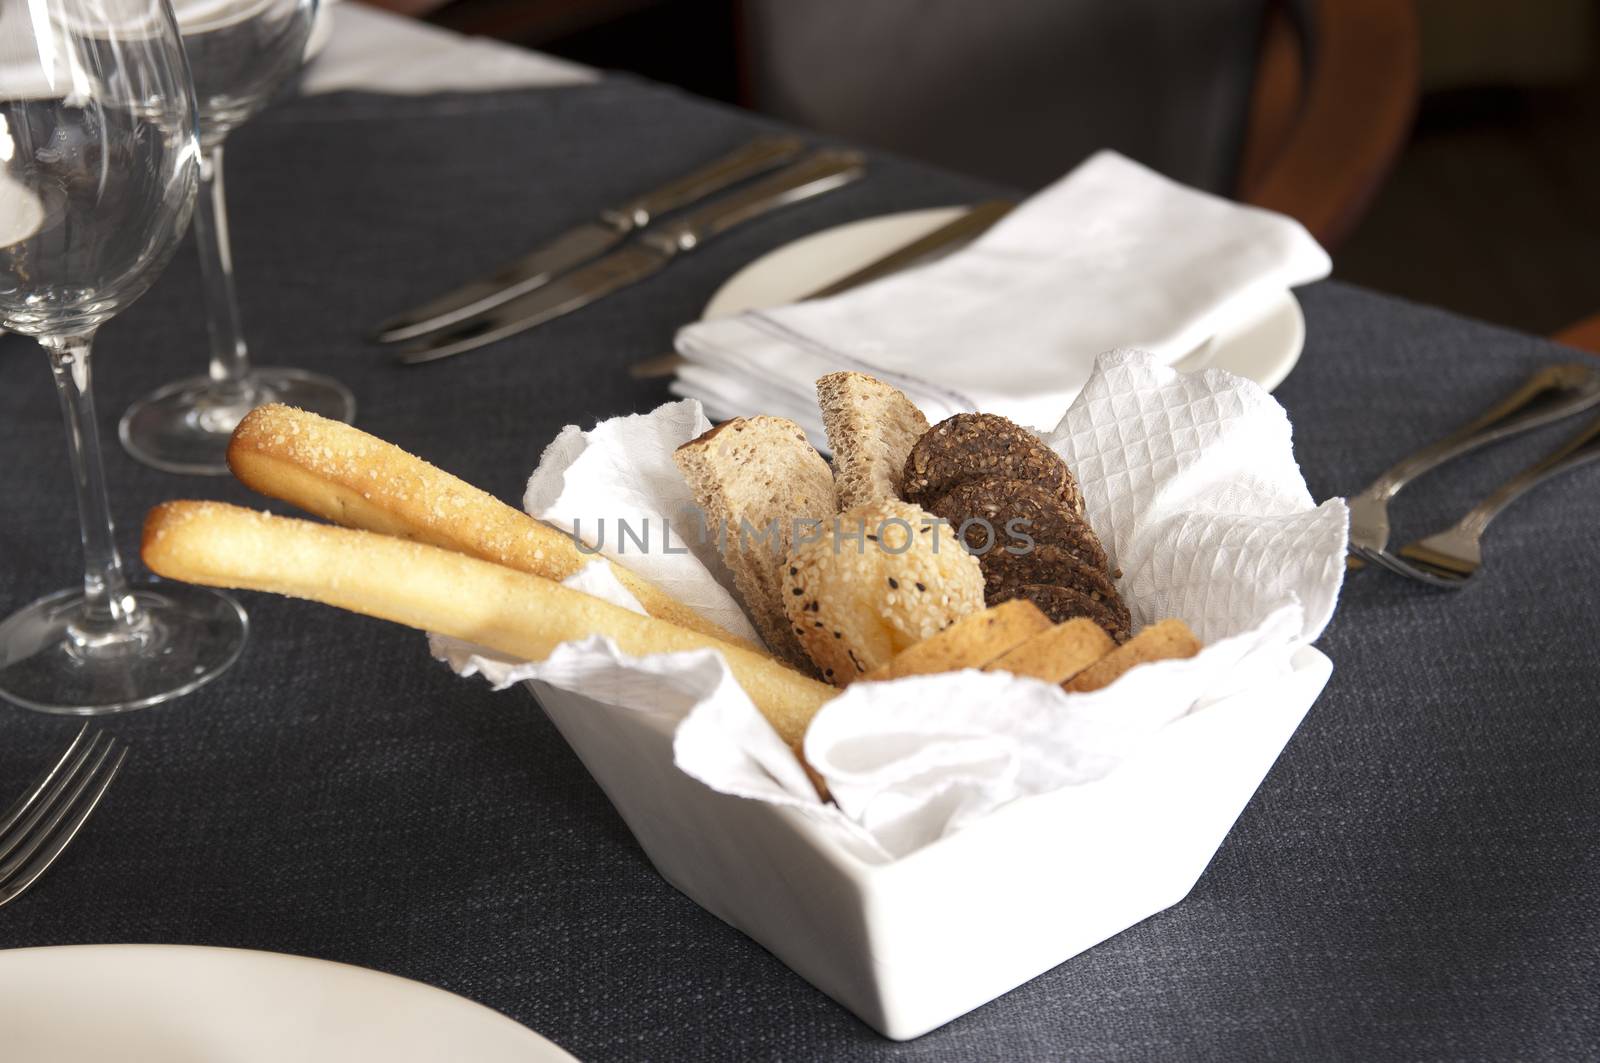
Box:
(526, 646), (1331, 1040)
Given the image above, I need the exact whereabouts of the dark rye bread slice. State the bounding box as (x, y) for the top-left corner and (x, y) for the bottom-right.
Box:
(926, 477), (1109, 574)
(980, 541), (1119, 600)
(902, 413), (1084, 516)
(983, 544), (1130, 636)
(993, 583), (1131, 643)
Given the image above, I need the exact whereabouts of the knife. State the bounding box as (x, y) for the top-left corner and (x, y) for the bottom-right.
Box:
(375, 134), (805, 343)
(627, 199), (1015, 379)
(395, 149), (867, 365)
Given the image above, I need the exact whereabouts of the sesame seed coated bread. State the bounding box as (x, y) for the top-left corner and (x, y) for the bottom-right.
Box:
(783, 499), (983, 683)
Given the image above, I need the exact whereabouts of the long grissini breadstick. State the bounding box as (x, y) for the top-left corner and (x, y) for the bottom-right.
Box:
(225, 404), (762, 654)
(141, 502), (833, 752)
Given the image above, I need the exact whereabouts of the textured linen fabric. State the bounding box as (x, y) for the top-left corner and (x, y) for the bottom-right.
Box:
(1, 83), (1597, 1062)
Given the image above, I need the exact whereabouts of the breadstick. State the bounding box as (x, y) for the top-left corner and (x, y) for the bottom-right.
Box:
(141, 502), (831, 752)
(226, 404), (760, 653)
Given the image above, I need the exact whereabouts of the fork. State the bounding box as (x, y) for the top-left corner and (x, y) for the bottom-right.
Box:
(1384, 410), (1600, 586)
(0, 724), (127, 908)
(1346, 363), (1600, 571)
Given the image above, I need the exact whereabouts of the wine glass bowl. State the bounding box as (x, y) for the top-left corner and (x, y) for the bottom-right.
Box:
(0, 0), (248, 714)
(0, 1), (199, 337)
(118, 0), (354, 475)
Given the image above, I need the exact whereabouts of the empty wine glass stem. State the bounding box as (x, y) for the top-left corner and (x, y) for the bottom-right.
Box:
(195, 142), (253, 403)
(42, 334), (147, 647)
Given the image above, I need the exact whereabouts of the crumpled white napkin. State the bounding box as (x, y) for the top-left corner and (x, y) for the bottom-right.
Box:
(433, 350), (1347, 861)
(671, 150), (1331, 443)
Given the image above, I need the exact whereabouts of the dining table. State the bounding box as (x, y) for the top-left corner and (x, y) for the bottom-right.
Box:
(1, 13), (1597, 1062)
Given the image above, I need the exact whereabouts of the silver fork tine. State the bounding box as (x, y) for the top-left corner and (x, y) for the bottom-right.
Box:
(0, 730), (107, 866)
(0, 723), (92, 840)
(0, 734), (116, 878)
(0, 741), (126, 909)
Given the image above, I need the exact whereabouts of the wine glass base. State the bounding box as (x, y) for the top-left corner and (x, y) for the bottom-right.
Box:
(0, 581), (248, 715)
(119, 368), (356, 475)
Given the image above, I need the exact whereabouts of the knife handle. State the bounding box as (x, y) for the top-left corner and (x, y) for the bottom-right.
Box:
(602, 134), (806, 231)
(642, 149), (867, 254)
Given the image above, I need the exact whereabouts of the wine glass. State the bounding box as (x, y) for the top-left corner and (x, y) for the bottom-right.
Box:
(118, 0), (353, 475)
(0, 0), (248, 712)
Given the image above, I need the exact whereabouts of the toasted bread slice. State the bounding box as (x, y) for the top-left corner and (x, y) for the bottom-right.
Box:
(862, 599), (1051, 681)
(675, 416), (836, 671)
(784, 499), (983, 684)
(816, 372), (929, 508)
(983, 617), (1113, 685)
(1064, 618), (1201, 693)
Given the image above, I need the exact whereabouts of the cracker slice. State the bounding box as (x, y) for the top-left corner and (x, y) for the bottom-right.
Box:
(982, 617), (1114, 685)
(1063, 618), (1202, 693)
(862, 599), (1051, 681)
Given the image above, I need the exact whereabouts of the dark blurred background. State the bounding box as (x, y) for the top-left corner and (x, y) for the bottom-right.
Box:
(367, 0), (1600, 347)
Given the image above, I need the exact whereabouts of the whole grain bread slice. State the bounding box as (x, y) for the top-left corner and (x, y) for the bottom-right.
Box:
(816, 371), (929, 508)
(674, 416), (836, 672)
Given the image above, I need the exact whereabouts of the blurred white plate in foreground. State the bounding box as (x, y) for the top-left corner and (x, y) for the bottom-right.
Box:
(703, 206), (1305, 392)
(0, 944), (578, 1063)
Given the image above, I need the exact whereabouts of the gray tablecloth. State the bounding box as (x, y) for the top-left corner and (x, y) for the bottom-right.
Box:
(1, 82), (1596, 1062)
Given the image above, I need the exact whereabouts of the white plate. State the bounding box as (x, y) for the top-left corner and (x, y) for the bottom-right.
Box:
(703, 206), (1305, 392)
(0, 944), (577, 1063)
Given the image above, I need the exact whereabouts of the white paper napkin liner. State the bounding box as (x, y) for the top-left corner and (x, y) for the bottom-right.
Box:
(1045, 349), (1348, 644)
(522, 398), (761, 646)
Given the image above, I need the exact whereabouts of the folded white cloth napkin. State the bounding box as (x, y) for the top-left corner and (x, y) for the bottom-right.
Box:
(672, 150), (1330, 443)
